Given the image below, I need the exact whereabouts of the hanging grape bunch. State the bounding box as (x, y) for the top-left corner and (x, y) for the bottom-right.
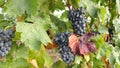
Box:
(54, 32), (75, 64)
(54, 7), (97, 65)
(68, 7), (86, 36)
(0, 29), (14, 58)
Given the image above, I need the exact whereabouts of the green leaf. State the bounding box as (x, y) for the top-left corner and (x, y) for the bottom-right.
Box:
(115, 39), (120, 48)
(15, 45), (29, 59)
(113, 18), (120, 33)
(93, 58), (105, 68)
(98, 25), (108, 34)
(115, 63), (120, 68)
(84, 54), (90, 62)
(49, 0), (65, 12)
(109, 54), (116, 65)
(29, 50), (45, 68)
(116, 0), (120, 14)
(0, 20), (10, 28)
(87, 4), (98, 17)
(0, 57), (33, 68)
(52, 60), (66, 68)
(6, 42), (29, 61)
(81, 0), (98, 17)
(100, 6), (106, 25)
(91, 35), (104, 50)
(74, 56), (82, 64)
(71, 0), (80, 8)
(0, 0), (4, 7)
(50, 15), (67, 32)
(37, 45), (53, 68)
(13, 32), (21, 40)
(105, 45), (113, 58)
(12, 58), (33, 68)
(6, 0), (39, 15)
(113, 47), (120, 64)
(16, 22), (51, 50)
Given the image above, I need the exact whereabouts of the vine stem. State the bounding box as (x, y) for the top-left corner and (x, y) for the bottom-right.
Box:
(67, 0), (71, 10)
(86, 23), (91, 33)
(13, 16), (22, 32)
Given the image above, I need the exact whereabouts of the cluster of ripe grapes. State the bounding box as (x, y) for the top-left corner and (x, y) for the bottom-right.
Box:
(0, 29), (14, 58)
(54, 32), (75, 64)
(54, 7), (87, 64)
(68, 7), (86, 36)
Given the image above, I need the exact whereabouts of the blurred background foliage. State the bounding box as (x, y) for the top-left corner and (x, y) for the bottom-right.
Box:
(0, 0), (120, 68)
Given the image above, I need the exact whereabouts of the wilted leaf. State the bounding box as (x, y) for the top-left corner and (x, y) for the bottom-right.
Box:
(69, 34), (79, 54)
(69, 33), (97, 55)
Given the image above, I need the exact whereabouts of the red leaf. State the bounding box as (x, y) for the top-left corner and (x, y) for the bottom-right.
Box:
(68, 33), (97, 55)
(87, 42), (97, 52)
(78, 40), (90, 54)
(68, 34), (79, 54)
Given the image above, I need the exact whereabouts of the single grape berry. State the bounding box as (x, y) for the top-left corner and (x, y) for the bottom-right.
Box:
(7, 30), (15, 38)
(68, 7), (86, 36)
(0, 29), (14, 57)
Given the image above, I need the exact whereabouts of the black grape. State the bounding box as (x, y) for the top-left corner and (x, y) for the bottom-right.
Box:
(68, 7), (86, 36)
(0, 29), (14, 57)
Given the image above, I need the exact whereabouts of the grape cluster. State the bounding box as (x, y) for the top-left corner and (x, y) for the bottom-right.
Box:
(0, 29), (14, 57)
(59, 45), (75, 64)
(54, 32), (71, 46)
(68, 7), (86, 36)
(54, 32), (75, 64)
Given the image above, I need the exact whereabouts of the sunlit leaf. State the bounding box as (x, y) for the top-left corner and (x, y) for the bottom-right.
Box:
(100, 6), (106, 25)
(6, 0), (39, 15)
(16, 22), (51, 50)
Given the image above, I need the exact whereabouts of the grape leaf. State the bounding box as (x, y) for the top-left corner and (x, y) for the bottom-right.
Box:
(16, 22), (51, 50)
(12, 58), (33, 68)
(84, 54), (90, 62)
(98, 25), (108, 34)
(116, 39), (120, 48)
(69, 33), (97, 55)
(80, 0), (98, 17)
(0, 58), (33, 68)
(15, 45), (29, 59)
(116, 0), (120, 14)
(100, 6), (106, 25)
(52, 60), (66, 68)
(109, 54), (116, 65)
(5, 0), (39, 15)
(71, 0), (80, 8)
(28, 50), (45, 68)
(38, 45), (53, 68)
(93, 58), (105, 68)
(69, 34), (79, 54)
(49, 0), (65, 12)
(115, 63), (120, 68)
(50, 15), (67, 32)
(113, 18), (120, 34)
